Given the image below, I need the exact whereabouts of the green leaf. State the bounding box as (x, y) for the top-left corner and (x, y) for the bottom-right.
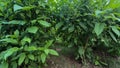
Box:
(45, 40), (54, 48)
(18, 53), (26, 65)
(28, 54), (35, 60)
(14, 4), (23, 11)
(94, 23), (106, 36)
(41, 53), (46, 63)
(14, 30), (19, 37)
(44, 49), (49, 55)
(0, 62), (8, 68)
(68, 25), (75, 33)
(105, 0), (120, 9)
(2, 20), (25, 25)
(79, 22), (87, 31)
(95, 10), (104, 17)
(111, 26), (120, 36)
(55, 22), (63, 30)
(95, 61), (100, 65)
(38, 20), (51, 27)
(26, 26), (38, 34)
(21, 6), (35, 10)
(25, 58), (29, 64)
(0, 13), (3, 16)
(0, 38), (18, 44)
(78, 46), (85, 56)
(109, 31), (117, 42)
(24, 46), (37, 51)
(21, 37), (31, 45)
(49, 49), (59, 56)
(4, 47), (19, 60)
(14, 4), (35, 11)
(11, 62), (17, 68)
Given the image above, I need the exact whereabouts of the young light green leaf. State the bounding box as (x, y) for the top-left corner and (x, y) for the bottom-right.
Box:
(26, 26), (38, 34)
(14, 4), (23, 11)
(94, 23), (106, 36)
(49, 49), (59, 56)
(41, 53), (46, 63)
(28, 54), (35, 60)
(38, 20), (51, 27)
(111, 26), (120, 37)
(0, 38), (18, 44)
(18, 53), (26, 65)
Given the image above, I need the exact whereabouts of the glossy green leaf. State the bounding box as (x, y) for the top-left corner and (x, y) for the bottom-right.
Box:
(14, 4), (23, 11)
(14, 4), (35, 11)
(4, 47), (19, 60)
(2, 20), (25, 25)
(26, 26), (38, 34)
(94, 23), (106, 36)
(0, 38), (18, 44)
(49, 49), (59, 56)
(38, 20), (51, 27)
(41, 53), (46, 63)
(18, 53), (26, 65)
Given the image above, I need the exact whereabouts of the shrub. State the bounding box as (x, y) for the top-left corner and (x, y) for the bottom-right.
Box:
(0, 0), (58, 68)
(0, 0), (120, 67)
(49, 0), (120, 65)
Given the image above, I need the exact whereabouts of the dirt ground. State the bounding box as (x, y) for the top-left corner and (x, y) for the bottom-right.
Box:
(45, 55), (103, 68)
(44, 46), (120, 68)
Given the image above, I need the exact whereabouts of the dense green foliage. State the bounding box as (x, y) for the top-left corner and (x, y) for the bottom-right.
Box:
(50, 0), (120, 65)
(0, 0), (58, 68)
(0, 0), (120, 68)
